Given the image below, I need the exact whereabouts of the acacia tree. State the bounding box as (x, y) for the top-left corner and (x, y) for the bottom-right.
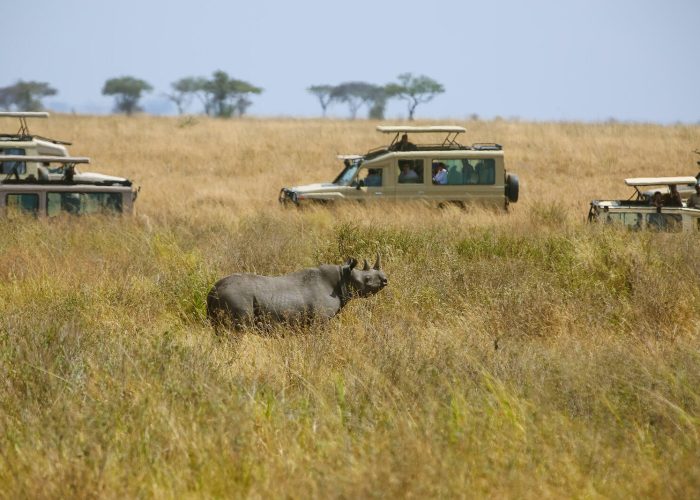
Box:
(367, 85), (391, 120)
(170, 71), (262, 117)
(386, 73), (445, 120)
(0, 80), (57, 111)
(166, 77), (205, 115)
(102, 76), (153, 115)
(201, 70), (262, 118)
(331, 82), (380, 120)
(307, 85), (335, 117)
(167, 77), (210, 114)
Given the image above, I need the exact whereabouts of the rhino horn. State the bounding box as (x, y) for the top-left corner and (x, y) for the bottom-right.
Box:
(373, 253), (382, 270)
(363, 259), (370, 271)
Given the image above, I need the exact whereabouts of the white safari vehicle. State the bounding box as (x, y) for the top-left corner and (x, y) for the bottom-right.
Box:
(0, 156), (137, 217)
(588, 176), (700, 232)
(279, 125), (519, 209)
(0, 113), (138, 217)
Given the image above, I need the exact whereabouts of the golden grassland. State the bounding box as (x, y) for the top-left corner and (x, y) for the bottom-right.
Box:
(1, 115), (699, 498)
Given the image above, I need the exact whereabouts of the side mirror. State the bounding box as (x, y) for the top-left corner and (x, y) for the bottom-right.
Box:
(357, 179), (365, 189)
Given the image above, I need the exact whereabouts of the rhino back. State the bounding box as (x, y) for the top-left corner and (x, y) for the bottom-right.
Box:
(212, 267), (341, 322)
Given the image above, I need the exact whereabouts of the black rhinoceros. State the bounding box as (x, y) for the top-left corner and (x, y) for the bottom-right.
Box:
(206, 254), (388, 329)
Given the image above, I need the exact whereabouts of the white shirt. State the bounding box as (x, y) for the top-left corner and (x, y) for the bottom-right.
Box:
(433, 169), (447, 184)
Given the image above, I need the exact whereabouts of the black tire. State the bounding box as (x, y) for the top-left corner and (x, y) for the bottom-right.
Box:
(506, 174), (519, 203)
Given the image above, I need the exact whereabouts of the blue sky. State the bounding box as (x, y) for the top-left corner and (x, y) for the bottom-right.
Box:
(2, 0), (699, 123)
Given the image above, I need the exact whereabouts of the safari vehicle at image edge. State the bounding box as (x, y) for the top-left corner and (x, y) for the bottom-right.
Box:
(279, 125), (519, 209)
(588, 176), (700, 232)
(0, 112), (138, 217)
(0, 155), (137, 217)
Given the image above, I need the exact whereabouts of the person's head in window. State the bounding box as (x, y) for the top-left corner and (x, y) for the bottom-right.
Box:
(398, 161), (419, 182)
(432, 162), (448, 184)
(364, 168), (381, 186)
(394, 134), (415, 151)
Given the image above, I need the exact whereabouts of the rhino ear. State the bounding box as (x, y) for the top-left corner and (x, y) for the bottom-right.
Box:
(373, 252), (382, 270)
(362, 259), (370, 271)
(344, 257), (358, 270)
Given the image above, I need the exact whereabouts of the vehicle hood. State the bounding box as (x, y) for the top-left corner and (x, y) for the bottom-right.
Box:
(286, 182), (346, 194)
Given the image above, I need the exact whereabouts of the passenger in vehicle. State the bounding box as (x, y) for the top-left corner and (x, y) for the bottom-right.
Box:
(363, 169), (382, 187)
(61, 193), (81, 214)
(663, 185), (683, 207)
(432, 162), (448, 184)
(392, 134), (416, 151)
(446, 164), (462, 185)
(398, 162), (419, 183)
(631, 213), (643, 231)
(686, 184), (700, 209)
(464, 163), (477, 184)
(650, 191), (664, 212)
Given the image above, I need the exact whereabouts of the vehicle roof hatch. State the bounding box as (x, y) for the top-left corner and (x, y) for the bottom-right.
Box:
(0, 111), (49, 135)
(624, 176), (698, 187)
(377, 125), (467, 149)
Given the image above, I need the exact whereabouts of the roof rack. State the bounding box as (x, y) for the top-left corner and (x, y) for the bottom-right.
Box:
(0, 155), (89, 164)
(377, 125), (467, 149)
(625, 176), (697, 187)
(0, 111), (49, 135)
(376, 125), (466, 134)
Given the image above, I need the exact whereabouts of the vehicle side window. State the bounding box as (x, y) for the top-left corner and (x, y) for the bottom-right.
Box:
(432, 158), (495, 185)
(359, 167), (383, 187)
(623, 212), (644, 230)
(604, 213), (623, 225)
(397, 159), (424, 184)
(0, 148), (26, 176)
(605, 212), (644, 230)
(6, 193), (39, 215)
(646, 213), (682, 232)
(47, 192), (123, 216)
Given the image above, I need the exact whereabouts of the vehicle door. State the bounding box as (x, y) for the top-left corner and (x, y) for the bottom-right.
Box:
(352, 163), (390, 202)
(394, 158), (427, 202)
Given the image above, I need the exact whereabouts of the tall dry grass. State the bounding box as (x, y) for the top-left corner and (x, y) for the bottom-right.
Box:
(0, 115), (699, 498)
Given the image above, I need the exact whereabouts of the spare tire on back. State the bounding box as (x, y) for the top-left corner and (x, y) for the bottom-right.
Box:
(505, 173), (519, 203)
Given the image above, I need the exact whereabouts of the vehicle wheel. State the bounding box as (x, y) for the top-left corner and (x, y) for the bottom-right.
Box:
(506, 174), (519, 203)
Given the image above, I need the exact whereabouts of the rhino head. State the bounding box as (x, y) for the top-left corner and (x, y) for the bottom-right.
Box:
(342, 253), (388, 297)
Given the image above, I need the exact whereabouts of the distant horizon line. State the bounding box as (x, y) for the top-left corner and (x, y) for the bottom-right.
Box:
(31, 110), (700, 127)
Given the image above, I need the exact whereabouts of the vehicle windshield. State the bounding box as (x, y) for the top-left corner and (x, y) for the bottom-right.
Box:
(332, 158), (363, 186)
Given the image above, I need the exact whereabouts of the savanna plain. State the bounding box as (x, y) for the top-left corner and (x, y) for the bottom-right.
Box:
(1, 115), (699, 498)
